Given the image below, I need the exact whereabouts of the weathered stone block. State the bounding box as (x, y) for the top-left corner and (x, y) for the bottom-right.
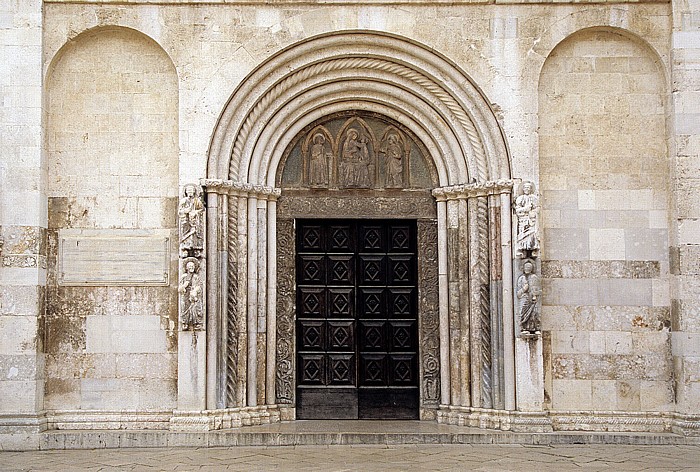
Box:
(552, 379), (592, 410)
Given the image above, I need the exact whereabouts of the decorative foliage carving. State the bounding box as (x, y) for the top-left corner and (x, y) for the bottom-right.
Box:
(418, 220), (440, 406)
(276, 219), (295, 404)
(179, 257), (204, 331)
(278, 195), (436, 220)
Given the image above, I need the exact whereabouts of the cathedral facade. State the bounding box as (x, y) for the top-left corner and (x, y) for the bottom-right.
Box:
(1, 0), (699, 449)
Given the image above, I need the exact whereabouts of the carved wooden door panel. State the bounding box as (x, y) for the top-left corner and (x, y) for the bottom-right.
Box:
(296, 219), (419, 420)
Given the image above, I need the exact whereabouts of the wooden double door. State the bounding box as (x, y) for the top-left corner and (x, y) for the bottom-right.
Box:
(296, 219), (419, 419)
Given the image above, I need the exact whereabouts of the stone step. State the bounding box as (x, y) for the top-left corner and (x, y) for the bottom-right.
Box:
(41, 421), (700, 450)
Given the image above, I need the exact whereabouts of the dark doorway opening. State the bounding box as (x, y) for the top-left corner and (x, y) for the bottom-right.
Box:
(295, 219), (419, 420)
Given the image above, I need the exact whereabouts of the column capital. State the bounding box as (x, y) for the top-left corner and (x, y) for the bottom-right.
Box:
(432, 179), (514, 201)
(200, 179), (281, 200)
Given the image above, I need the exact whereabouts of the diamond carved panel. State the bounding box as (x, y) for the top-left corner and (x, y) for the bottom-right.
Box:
(328, 321), (354, 350)
(360, 288), (384, 317)
(360, 256), (385, 285)
(328, 288), (353, 317)
(389, 226), (411, 251)
(299, 287), (325, 317)
(299, 355), (325, 384)
(329, 354), (355, 385)
(299, 255), (325, 283)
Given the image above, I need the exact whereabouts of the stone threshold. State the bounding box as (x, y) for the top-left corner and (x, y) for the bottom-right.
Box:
(41, 421), (700, 450)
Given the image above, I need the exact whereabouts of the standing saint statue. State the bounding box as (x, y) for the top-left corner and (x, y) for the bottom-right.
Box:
(308, 133), (330, 187)
(517, 259), (541, 334)
(383, 133), (404, 188)
(179, 258), (203, 330)
(178, 184), (204, 258)
(515, 181), (539, 257)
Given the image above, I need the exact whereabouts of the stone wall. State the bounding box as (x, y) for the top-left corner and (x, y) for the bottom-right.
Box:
(671, 0), (700, 422)
(539, 29), (673, 412)
(0, 0), (45, 449)
(3, 0), (700, 443)
(44, 28), (179, 414)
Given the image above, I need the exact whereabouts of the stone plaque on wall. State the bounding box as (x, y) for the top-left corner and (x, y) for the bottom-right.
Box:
(58, 229), (171, 286)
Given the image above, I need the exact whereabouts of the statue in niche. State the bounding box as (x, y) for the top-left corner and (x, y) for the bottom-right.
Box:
(340, 128), (371, 188)
(517, 259), (541, 335)
(179, 183), (204, 258)
(308, 133), (330, 187)
(179, 258), (204, 330)
(381, 132), (404, 188)
(515, 181), (539, 257)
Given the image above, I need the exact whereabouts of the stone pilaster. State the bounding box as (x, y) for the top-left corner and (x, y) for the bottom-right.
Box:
(0, 0), (46, 449)
(175, 184), (207, 412)
(671, 0), (700, 436)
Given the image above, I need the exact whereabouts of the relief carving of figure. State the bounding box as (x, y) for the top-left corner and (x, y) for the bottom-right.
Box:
(179, 184), (204, 258)
(517, 260), (541, 335)
(179, 258), (203, 330)
(308, 133), (330, 187)
(515, 181), (539, 257)
(382, 133), (404, 188)
(340, 128), (371, 188)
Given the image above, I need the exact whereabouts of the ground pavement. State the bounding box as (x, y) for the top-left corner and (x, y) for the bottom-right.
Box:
(1, 444), (700, 471)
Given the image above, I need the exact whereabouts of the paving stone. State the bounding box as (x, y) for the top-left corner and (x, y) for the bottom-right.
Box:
(2, 443), (700, 471)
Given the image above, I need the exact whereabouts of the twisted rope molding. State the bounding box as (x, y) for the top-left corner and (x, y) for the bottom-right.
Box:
(227, 57), (490, 183)
(477, 197), (492, 408)
(226, 197), (239, 407)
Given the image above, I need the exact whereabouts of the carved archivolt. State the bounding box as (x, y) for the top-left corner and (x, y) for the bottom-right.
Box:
(207, 32), (510, 187)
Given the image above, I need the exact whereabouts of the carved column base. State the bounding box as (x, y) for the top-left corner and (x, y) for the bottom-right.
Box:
(169, 406), (282, 432)
(671, 413), (700, 436)
(436, 406), (553, 432)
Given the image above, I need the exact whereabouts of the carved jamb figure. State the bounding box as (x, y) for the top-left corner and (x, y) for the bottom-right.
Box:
(179, 183), (204, 258)
(517, 259), (541, 335)
(179, 258), (203, 330)
(308, 133), (330, 187)
(383, 133), (404, 188)
(340, 128), (371, 188)
(515, 181), (539, 257)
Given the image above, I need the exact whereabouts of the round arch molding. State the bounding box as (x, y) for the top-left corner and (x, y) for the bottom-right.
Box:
(184, 31), (522, 430)
(207, 30), (511, 185)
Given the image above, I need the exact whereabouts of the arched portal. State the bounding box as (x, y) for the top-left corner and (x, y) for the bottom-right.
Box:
(194, 31), (516, 427)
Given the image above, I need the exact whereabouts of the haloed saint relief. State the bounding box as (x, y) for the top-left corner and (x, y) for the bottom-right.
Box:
(379, 129), (407, 188)
(308, 132), (331, 187)
(290, 114), (432, 190)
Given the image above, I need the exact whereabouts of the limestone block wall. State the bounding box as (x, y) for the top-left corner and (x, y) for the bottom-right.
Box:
(44, 28), (179, 413)
(671, 0), (700, 418)
(539, 30), (673, 412)
(0, 0), (45, 446)
(29, 0), (695, 427)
